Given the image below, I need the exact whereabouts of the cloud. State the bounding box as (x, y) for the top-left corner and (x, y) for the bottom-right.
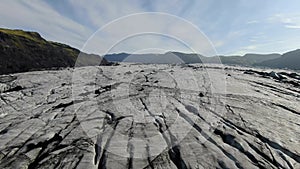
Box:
(215, 40), (225, 47)
(232, 39), (289, 56)
(246, 20), (259, 24)
(268, 13), (300, 29)
(65, 0), (146, 29)
(285, 25), (300, 29)
(243, 45), (257, 50)
(249, 32), (266, 42)
(1, 1), (300, 56)
(62, 0), (218, 55)
(0, 0), (92, 48)
(82, 13), (217, 56)
(1, 0), (210, 55)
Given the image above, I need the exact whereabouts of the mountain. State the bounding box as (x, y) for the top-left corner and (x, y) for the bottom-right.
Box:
(217, 55), (249, 65)
(213, 53), (281, 66)
(256, 49), (300, 70)
(104, 52), (204, 64)
(104, 51), (283, 67)
(104, 53), (130, 62)
(243, 53), (281, 64)
(0, 28), (110, 75)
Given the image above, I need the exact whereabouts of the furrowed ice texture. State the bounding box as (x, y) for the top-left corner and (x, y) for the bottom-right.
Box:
(0, 63), (299, 169)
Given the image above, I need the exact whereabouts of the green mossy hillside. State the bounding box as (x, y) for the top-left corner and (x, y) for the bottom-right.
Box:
(0, 28), (109, 74)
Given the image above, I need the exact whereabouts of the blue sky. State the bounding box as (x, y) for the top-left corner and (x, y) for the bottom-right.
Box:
(1, 0), (300, 56)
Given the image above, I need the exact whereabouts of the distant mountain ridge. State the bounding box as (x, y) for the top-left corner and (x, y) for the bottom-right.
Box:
(243, 53), (281, 64)
(0, 28), (109, 75)
(104, 52), (285, 67)
(256, 49), (300, 70)
(103, 52), (204, 64)
(105, 50), (299, 69)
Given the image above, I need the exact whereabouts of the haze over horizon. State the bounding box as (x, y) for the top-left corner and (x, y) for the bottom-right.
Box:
(1, 0), (300, 56)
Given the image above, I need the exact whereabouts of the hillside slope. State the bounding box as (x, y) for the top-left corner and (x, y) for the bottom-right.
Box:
(104, 52), (204, 64)
(257, 49), (300, 70)
(0, 28), (109, 74)
(104, 51), (282, 67)
(243, 53), (281, 65)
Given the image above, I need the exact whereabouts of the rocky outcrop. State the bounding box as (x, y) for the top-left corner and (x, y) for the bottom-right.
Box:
(0, 28), (110, 75)
(0, 64), (299, 169)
